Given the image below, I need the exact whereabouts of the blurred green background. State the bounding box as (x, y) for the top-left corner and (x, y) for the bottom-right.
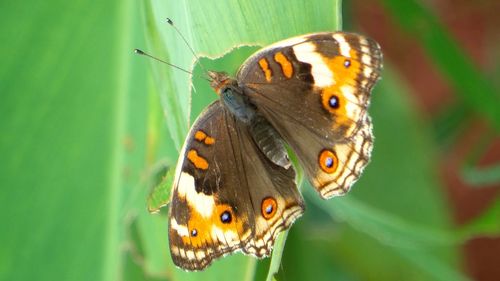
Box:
(1, 0), (499, 281)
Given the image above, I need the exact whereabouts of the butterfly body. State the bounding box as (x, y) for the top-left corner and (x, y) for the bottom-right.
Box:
(168, 32), (382, 270)
(212, 71), (291, 168)
(217, 74), (257, 124)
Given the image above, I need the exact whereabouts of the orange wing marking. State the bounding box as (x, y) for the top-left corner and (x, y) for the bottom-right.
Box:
(273, 52), (293, 78)
(187, 149), (209, 170)
(258, 58), (272, 82)
(194, 130), (215, 145)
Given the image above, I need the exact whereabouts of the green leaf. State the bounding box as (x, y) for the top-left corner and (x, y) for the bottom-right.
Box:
(381, 0), (500, 130)
(142, 0), (190, 151)
(0, 0), (150, 280)
(147, 166), (174, 213)
(5, 0), (486, 280)
(265, 232), (289, 281)
(309, 194), (457, 248)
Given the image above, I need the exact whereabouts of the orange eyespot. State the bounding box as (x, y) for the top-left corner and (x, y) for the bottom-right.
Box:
(319, 149), (338, 174)
(261, 197), (278, 220)
(327, 95), (339, 109)
(220, 210), (232, 224)
(321, 88), (345, 114)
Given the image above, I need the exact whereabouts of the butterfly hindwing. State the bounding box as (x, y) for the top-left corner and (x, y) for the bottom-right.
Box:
(237, 32), (382, 198)
(169, 101), (304, 271)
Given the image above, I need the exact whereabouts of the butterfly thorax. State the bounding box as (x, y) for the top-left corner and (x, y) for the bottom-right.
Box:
(209, 70), (291, 169)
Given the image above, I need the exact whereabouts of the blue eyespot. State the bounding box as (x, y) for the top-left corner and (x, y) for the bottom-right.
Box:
(261, 197), (277, 219)
(220, 211), (232, 223)
(265, 204), (273, 215)
(319, 149), (338, 173)
(191, 229), (198, 237)
(329, 96), (339, 108)
(325, 157), (334, 168)
(344, 59), (351, 68)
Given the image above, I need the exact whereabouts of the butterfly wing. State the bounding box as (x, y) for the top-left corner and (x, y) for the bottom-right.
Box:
(168, 101), (304, 271)
(237, 32), (382, 198)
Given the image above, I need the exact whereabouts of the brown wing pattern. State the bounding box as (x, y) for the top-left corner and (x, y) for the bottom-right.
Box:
(238, 32), (382, 198)
(168, 101), (304, 270)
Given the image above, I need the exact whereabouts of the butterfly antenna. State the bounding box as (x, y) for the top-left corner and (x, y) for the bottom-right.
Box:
(166, 18), (209, 77)
(134, 49), (209, 81)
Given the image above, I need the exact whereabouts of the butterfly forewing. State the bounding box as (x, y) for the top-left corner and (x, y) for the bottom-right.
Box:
(237, 32), (382, 198)
(169, 101), (304, 270)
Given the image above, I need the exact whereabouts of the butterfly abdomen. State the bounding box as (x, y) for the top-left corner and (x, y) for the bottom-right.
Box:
(249, 116), (291, 169)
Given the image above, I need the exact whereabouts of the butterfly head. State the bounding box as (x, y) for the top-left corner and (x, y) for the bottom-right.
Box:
(208, 71), (233, 95)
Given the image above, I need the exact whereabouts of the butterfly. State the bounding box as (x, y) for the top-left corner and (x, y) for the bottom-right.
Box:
(167, 32), (382, 270)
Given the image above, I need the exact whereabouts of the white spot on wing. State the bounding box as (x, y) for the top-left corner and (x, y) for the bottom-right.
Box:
(195, 250), (206, 259)
(186, 250), (195, 260)
(171, 218), (189, 237)
(211, 226), (238, 246)
(361, 54), (371, 65)
(332, 33), (351, 58)
(179, 247), (187, 259)
(364, 67), (373, 78)
(293, 42), (334, 87)
(341, 85), (361, 120)
(178, 172), (215, 218)
(255, 239), (265, 248)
